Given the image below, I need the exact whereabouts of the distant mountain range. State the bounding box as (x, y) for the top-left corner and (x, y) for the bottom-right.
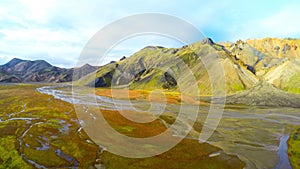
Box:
(0, 58), (99, 83)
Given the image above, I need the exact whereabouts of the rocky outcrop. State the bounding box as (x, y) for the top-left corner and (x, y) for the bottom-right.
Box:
(201, 38), (214, 45)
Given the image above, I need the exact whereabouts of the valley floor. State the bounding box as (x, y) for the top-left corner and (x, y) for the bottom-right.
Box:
(0, 84), (244, 169)
(45, 86), (300, 169)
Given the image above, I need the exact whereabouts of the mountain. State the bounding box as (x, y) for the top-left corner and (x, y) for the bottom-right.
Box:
(2, 37), (299, 106)
(0, 58), (99, 83)
(76, 38), (259, 95)
(222, 38), (300, 94)
(72, 63), (101, 81)
(75, 37), (300, 107)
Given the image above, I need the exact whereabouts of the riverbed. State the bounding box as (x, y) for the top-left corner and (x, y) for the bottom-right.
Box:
(37, 85), (300, 169)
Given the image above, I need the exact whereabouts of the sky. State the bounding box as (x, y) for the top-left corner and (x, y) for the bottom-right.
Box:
(0, 0), (299, 67)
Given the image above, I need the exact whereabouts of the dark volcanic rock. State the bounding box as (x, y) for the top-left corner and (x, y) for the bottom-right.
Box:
(282, 44), (291, 54)
(274, 46), (280, 51)
(162, 71), (177, 89)
(201, 38), (214, 45)
(120, 56), (126, 61)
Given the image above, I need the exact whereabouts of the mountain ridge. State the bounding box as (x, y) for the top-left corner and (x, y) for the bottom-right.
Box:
(0, 58), (99, 83)
(74, 37), (300, 107)
(1, 37), (300, 102)
(76, 38), (262, 95)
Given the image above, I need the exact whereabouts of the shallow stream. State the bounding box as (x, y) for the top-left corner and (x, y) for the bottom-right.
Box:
(37, 85), (300, 169)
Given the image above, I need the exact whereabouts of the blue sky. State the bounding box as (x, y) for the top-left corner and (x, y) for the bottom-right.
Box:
(0, 0), (299, 67)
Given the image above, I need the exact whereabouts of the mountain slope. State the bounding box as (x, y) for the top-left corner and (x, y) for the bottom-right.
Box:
(246, 38), (300, 60)
(217, 81), (300, 108)
(264, 60), (300, 94)
(77, 38), (258, 95)
(222, 38), (300, 93)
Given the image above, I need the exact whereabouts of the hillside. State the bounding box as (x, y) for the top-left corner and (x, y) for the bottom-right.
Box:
(264, 60), (300, 94)
(213, 81), (300, 108)
(216, 38), (300, 94)
(77, 38), (258, 95)
(0, 58), (99, 83)
(74, 37), (300, 107)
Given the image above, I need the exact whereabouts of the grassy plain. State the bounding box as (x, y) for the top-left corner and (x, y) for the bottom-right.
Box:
(288, 128), (300, 169)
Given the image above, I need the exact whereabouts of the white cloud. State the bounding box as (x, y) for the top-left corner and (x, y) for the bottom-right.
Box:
(0, 7), (6, 20)
(230, 2), (300, 41)
(260, 5), (300, 36)
(0, 27), (86, 67)
(0, 0), (299, 67)
(0, 0), (136, 67)
(18, 0), (56, 23)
